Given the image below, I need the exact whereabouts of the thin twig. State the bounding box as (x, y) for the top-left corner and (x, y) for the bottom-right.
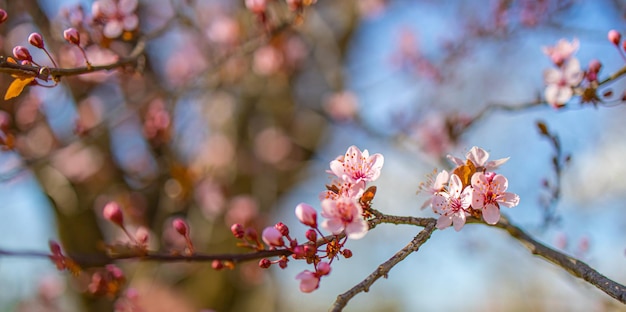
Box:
(330, 218), (437, 312)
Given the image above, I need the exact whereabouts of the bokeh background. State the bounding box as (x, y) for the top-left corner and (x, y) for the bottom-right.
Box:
(1, 0), (626, 311)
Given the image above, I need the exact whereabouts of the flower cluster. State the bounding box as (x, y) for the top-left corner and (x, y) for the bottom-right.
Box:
(233, 146), (384, 293)
(542, 38), (584, 108)
(423, 146), (519, 231)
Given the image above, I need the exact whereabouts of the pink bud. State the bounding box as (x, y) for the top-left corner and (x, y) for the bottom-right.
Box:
(12, 46), (32, 62)
(172, 218), (189, 236)
(292, 245), (305, 258)
(295, 270), (320, 293)
(103, 201), (124, 227)
(274, 222), (289, 236)
(608, 30), (621, 46)
(305, 229), (317, 242)
(245, 228), (258, 241)
(28, 33), (44, 49)
(63, 28), (80, 45)
(245, 0), (266, 14)
(212, 260), (224, 270)
(317, 261), (331, 276)
(295, 203), (317, 227)
(231, 223), (245, 238)
(259, 258), (271, 268)
(135, 227), (150, 245)
(303, 244), (316, 257)
(588, 59), (601, 73)
(0, 9), (7, 24)
(262, 226), (284, 247)
(278, 258), (288, 269)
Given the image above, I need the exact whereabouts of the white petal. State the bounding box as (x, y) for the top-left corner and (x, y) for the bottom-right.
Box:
(499, 192), (520, 208)
(467, 146), (489, 167)
(104, 20), (123, 38)
(482, 203), (500, 225)
(436, 215), (452, 230)
(346, 220), (368, 239)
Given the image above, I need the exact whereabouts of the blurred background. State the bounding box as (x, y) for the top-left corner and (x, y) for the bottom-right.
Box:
(0, 0), (626, 311)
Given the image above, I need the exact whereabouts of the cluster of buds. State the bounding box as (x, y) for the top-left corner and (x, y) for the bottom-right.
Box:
(422, 146), (519, 231)
(232, 145), (384, 292)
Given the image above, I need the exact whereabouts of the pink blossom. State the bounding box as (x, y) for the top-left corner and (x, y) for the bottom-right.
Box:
(295, 203), (317, 227)
(261, 226), (284, 247)
(329, 145), (384, 186)
(319, 179), (364, 202)
(470, 172), (520, 225)
(544, 58), (583, 108)
(295, 270), (320, 293)
(320, 197), (368, 239)
(92, 0), (139, 39)
(432, 174), (471, 231)
(323, 91), (359, 122)
(447, 146), (509, 171)
(419, 170), (449, 209)
(542, 38), (579, 66)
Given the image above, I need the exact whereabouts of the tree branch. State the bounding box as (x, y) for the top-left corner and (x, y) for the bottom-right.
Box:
(330, 218), (437, 312)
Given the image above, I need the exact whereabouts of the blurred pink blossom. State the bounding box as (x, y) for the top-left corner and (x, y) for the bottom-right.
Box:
(92, 0), (139, 38)
(323, 91), (358, 122)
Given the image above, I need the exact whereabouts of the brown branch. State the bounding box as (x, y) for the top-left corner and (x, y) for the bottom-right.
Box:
(492, 216), (626, 304)
(0, 247), (292, 266)
(330, 218), (437, 312)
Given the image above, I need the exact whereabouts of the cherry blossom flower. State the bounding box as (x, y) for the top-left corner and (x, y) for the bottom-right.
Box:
(447, 146), (509, 171)
(419, 170), (449, 209)
(544, 58), (583, 108)
(470, 172), (520, 224)
(295, 270), (320, 293)
(329, 145), (384, 186)
(320, 197), (368, 239)
(92, 0), (139, 39)
(432, 174), (471, 231)
(542, 38), (579, 66)
(319, 179), (364, 202)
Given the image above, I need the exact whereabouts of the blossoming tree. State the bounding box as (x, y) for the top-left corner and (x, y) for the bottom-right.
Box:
(0, 1), (625, 311)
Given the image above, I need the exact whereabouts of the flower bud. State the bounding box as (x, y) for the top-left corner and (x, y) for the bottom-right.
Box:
(295, 270), (320, 293)
(303, 244), (316, 257)
(259, 258), (271, 268)
(274, 222), (289, 236)
(28, 33), (44, 49)
(212, 260), (224, 270)
(172, 218), (189, 236)
(305, 229), (317, 242)
(12, 46), (32, 62)
(135, 227), (150, 245)
(588, 59), (601, 73)
(103, 201), (124, 227)
(292, 245), (305, 258)
(295, 203), (317, 227)
(608, 30), (621, 46)
(342, 249), (353, 258)
(245, 0), (266, 14)
(278, 258), (288, 269)
(245, 228), (258, 241)
(317, 261), (331, 276)
(262, 226), (284, 247)
(63, 28), (80, 45)
(231, 223), (245, 239)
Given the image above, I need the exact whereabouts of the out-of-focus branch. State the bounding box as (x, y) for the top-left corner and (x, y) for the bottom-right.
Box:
(330, 218), (437, 312)
(493, 216), (626, 304)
